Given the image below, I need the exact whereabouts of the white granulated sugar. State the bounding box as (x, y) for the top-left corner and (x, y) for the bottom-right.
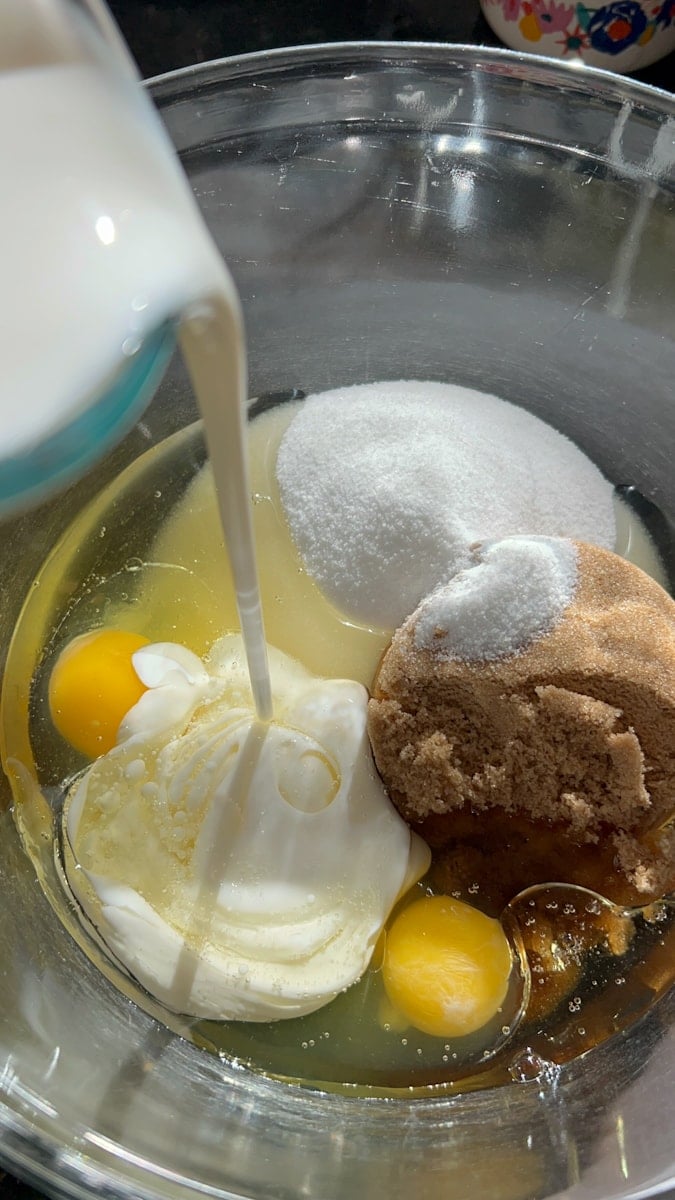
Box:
(275, 381), (615, 629)
(413, 536), (578, 661)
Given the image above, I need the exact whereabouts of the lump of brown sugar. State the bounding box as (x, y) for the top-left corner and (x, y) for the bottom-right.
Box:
(368, 537), (675, 910)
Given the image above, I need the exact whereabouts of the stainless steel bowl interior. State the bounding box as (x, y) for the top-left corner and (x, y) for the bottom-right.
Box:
(0, 42), (674, 1200)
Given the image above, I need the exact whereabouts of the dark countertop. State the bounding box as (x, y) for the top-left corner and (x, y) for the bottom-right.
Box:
(2, 1), (672, 1198)
(107, 0), (673, 88)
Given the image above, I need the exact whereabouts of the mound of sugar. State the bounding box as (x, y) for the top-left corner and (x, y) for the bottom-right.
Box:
(276, 381), (615, 629)
(413, 536), (578, 662)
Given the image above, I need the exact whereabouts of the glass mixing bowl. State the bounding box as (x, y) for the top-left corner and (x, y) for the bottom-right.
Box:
(1, 42), (674, 1200)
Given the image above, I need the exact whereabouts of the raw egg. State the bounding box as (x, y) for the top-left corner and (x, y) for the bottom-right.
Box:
(382, 894), (513, 1038)
(49, 629), (150, 758)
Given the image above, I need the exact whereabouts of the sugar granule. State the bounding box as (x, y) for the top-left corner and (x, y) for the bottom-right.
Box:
(275, 381), (615, 628)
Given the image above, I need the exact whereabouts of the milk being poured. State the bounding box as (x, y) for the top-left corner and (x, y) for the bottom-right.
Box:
(0, 0), (272, 715)
(3, 4), (428, 1026)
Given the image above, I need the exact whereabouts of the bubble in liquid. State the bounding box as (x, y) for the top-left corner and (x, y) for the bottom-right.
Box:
(509, 1050), (561, 1085)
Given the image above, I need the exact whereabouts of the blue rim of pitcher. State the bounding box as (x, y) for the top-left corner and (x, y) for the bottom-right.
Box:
(0, 322), (175, 517)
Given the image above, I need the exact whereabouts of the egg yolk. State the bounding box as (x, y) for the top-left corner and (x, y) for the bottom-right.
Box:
(48, 630), (150, 758)
(382, 895), (513, 1038)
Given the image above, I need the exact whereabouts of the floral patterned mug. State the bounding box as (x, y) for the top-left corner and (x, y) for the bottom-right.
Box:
(480, 0), (675, 70)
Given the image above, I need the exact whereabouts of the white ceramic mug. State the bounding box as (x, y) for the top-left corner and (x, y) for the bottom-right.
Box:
(480, 0), (675, 71)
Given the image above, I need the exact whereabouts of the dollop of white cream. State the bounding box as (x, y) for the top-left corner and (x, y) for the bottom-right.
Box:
(413, 536), (578, 661)
(64, 636), (429, 1021)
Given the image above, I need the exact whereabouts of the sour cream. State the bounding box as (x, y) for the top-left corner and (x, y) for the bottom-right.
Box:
(64, 636), (429, 1021)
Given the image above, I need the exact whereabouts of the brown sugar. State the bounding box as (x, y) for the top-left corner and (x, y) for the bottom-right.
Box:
(368, 540), (675, 910)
